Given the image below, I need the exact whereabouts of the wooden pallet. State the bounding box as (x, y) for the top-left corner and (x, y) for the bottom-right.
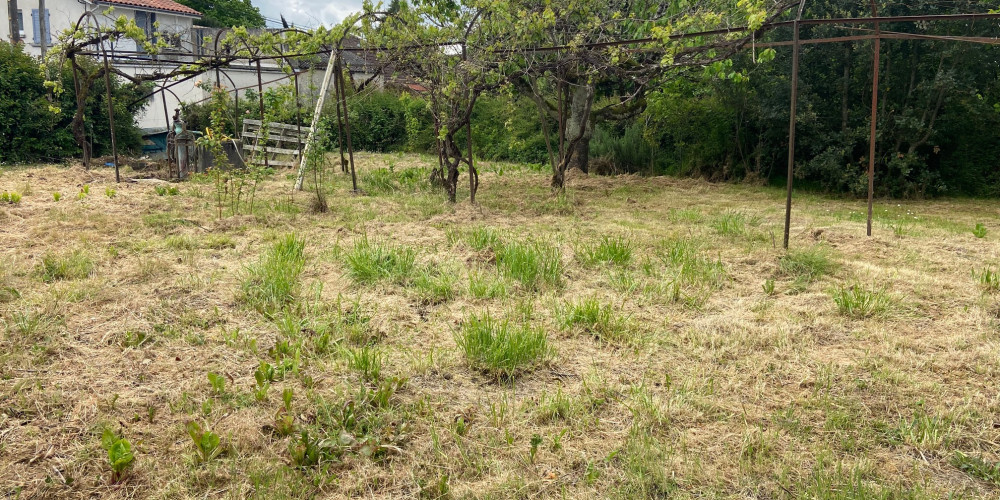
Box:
(241, 119), (307, 167)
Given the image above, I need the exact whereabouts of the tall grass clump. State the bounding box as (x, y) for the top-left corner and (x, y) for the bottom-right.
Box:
(832, 284), (892, 319)
(557, 297), (631, 343)
(711, 211), (763, 240)
(576, 235), (633, 267)
(496, 239), (562, 290)
(779, 245), (838, 284)
(656, 238), (725, 288)
(38, 250), (94, 282)
(239, 235), (306, 316)
(413, 266), (458, 304)
(468, 270), (509, 299)
(465, 226), (506, 252)
(345, 236), (417, 285)
(456, 312), (551, 379)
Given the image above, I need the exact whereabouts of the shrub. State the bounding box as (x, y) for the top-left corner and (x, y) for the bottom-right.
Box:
(239, 235), (306, 316)
(456, 312), (550, 379)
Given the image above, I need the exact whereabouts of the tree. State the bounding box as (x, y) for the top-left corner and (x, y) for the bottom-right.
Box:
(178, 0), (265, 29)
(361, 0), (516, 203)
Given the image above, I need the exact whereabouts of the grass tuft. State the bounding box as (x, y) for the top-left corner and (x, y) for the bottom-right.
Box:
(576, 235), (633, 267)
(345, 236), (417, 285)
(455, 312), (551, 379)
(832, 284), (892, 319)
(495, 239), (562, 290)
(239, 234), (306, 316)
(556, 297), (632, 343)
(779, 245), (838, 284)
(711, 210), (762, 239)
(38, 250), (94, 282)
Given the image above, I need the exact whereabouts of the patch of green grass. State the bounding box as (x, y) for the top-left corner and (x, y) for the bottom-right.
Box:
(38, 250), (94, 282)
(975, 267), (1000, 292)
(779, 245), (838, 284)
(495, 239), (562, 290)
(0, 191), (22, 204)
(973, 223), (987, 239)
(711, 210), (764, 240)
(576, 235), (633, 267)
(464, 226), (506, 251)
(795, 456), (926, 499)
(412, 266), (458, 304)
(238, 234), (306, 316)
(895, 410), (949, 451)
(345, 346), (383, 382)
(345, 236), (417, 285)
(556, 297), (632, 343)
(655, 238), (725, 289)
(952, 451), (1000, 485)
(832, 284), (892, 319)
(468, 269), (509, 299)
(455, 312), (551, 379)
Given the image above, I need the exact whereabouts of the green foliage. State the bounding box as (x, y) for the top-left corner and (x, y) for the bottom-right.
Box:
(175, 0), (265, 28)
(977, 267), (1000, 292)
(345, 236), (417, 285)
(207, 372), (226, 395)
(346, 346), (383, 382)
(186, 420), (224, 464)
(413, 266), (458, 304)
(455, 312), (551, 379)
(238, 235), (306, 316)
(779, 246), (838, 284)
(38, 250), (94, 282)
(557, 297), (631, 343)
(101, 429), (135, 482)
(711, 211), (762, 239)
(590, 123), (664, 175)
(154, 185), (180, 196)
(832, 284), (892, 319)
(468, 270), (509, 299)
(52, 192), (61, 202)
(105, 187), (117, 199)
(0, 191), (22, 204)
(974, 223), (988, 239)
(495, 239), (562, 290)
(576, 235), (633, 267)
(952, 451), (1000, 485)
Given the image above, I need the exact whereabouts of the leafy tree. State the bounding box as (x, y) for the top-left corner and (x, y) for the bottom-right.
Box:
(178, 0), (265, 29)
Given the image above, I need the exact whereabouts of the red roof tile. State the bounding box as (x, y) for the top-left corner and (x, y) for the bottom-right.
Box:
(100, 0), (201, 17)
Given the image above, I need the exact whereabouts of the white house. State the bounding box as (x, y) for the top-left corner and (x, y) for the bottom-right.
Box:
(1, 0), (342, 130)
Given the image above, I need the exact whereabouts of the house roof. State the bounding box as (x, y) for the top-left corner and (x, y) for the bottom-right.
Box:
(99, 0), (201, 17)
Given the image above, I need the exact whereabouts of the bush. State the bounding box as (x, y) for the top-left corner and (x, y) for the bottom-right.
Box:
(0, 42), (147, 163)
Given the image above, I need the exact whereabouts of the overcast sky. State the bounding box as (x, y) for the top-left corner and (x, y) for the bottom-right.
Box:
(256, 0), (364, 28)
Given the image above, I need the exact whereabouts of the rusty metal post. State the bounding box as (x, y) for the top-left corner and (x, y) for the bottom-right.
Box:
(783, 4), (805, 249)
(99, 36), (120, 183)
(867, 1), (881, 237)
(255, 58), (269, 169)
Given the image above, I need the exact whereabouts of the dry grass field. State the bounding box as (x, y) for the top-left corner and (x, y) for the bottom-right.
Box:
(2, 154), (1000, 499)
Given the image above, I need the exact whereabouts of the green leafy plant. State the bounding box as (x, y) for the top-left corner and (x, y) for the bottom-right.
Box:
(154, 185), (180, 196)
(105, 187), (116, 198)
(0, 191), (22, 204)
(101, 429), (135, 483)
(976, 267), (1000, 292)
(346, 346), (384, 382)
(952, 451), (1000, 485)
(763, 279), (775, 295)
(974, 223), (988, 239)
(52, 192), (61, 201)
(186, 420), (224, 464)
(207, 372), (226, 395)
(456, 312), (551, 379)
(122, 330), (154, 348)
(78, 184), (90, 200)
(529, 434), (543, 463)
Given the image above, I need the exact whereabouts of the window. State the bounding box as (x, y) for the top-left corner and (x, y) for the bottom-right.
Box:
(16, 10), (24, 39)
(134, 11), (157, 40)
(30, 9), (50, 45)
